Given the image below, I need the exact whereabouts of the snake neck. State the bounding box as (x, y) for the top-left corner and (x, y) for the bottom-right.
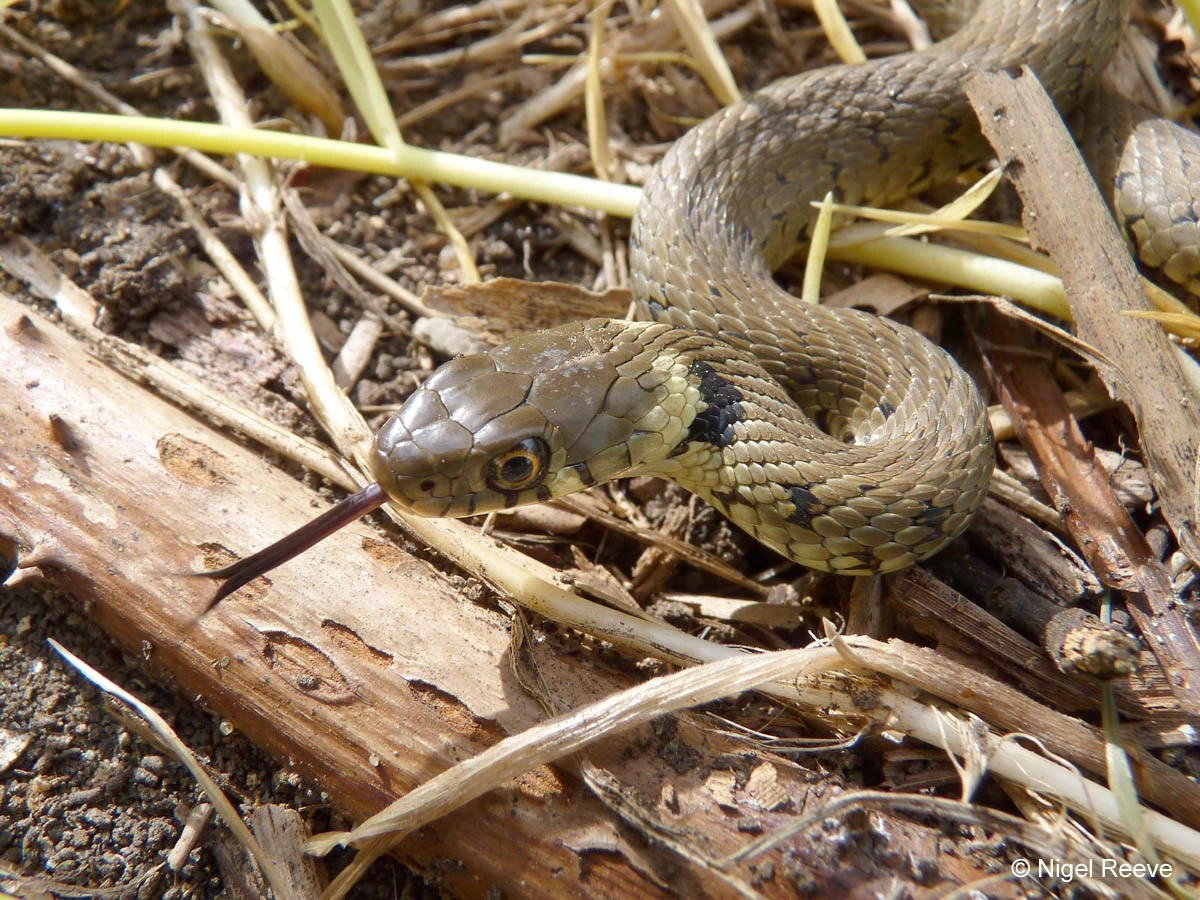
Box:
(644, 337), (995, 574)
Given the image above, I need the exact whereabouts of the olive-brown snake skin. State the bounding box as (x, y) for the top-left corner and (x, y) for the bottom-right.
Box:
(367, 0), (1194, 575)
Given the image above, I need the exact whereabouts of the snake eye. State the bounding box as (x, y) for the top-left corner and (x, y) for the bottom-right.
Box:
(486, 437), (550, 492)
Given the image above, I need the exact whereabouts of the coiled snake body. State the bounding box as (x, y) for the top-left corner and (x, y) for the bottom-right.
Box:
(369, 0), (1188, 575)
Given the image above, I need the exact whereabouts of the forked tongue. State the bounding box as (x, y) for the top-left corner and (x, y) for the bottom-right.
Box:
(199, 482), (388, 613)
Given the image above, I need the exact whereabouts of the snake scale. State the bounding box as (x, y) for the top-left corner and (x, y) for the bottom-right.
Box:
(366, 0), (1197, 576)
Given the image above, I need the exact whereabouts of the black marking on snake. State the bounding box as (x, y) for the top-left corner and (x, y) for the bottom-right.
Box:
(915, 504), (953, 529)
(809, 407), (839, 438)
(535, 485), (552, 503)
(568, 462), (597, 487)
(710, 487), (738, 511)
(939, 114), (966, 140)
(790, 367), (819, 386)
(877, 398), (896, 418)
(911, 156), (935, 191)
(1114, 172), (1140, 205)
(668, 438), (694, 459)
(785, 484), (826, 527)
(686, 361), (746, 448)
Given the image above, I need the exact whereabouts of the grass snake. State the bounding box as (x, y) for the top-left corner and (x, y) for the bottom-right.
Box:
(366, 0), (1197, 576)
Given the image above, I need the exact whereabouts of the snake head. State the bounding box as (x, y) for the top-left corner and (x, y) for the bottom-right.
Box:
(369, 319), (696, 517)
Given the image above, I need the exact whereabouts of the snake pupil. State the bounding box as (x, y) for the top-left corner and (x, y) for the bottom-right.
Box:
(487, 437), (549, 492)
(502, 456), (532, 482)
